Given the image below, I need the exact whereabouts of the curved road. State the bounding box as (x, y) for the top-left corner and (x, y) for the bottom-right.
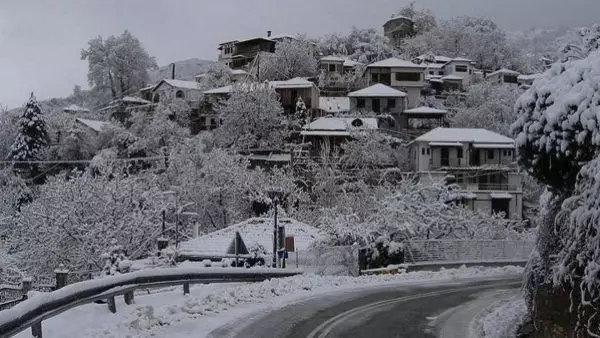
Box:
(208, 277), (520, 338)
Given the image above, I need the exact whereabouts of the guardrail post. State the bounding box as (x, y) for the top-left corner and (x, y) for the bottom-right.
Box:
(32, 321), (42, 338)
(183, 282), (190, 295)
(21, 276), (33, 298)
(107, 296), (116, 313)
(54, 264), (69, 290)
(124, 291), (135, 305)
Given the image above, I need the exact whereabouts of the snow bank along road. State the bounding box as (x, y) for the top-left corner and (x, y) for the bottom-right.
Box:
(209, 277), (520, 338)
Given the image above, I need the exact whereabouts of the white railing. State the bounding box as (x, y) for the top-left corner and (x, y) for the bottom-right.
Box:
(405, 240), (534, 264)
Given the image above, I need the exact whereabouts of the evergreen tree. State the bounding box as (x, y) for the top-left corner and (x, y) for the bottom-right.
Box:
(8, 93), (49, 183)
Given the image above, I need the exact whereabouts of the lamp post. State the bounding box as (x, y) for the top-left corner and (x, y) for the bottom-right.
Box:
(266, 188), (285, 268)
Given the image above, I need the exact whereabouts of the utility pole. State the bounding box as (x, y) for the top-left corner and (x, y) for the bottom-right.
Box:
(272, 197), (278, 268)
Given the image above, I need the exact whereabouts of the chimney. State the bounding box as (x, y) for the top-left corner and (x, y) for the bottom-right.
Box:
(171, 63), (176, 79)
(267, 30), (272, 38)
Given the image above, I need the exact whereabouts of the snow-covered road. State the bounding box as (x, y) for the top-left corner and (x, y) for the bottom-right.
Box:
(12, 266), (523, 338)
(209, 277), (520, 338)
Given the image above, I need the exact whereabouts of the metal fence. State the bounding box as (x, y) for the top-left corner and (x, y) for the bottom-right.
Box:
(405, 240), (534, 264)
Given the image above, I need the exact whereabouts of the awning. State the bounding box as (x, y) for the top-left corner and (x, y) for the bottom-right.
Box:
(473, 143), (514, 149)
(490, 193), (513, 199)
(301, 131), (350, 137)
(429, 142), (463, 147)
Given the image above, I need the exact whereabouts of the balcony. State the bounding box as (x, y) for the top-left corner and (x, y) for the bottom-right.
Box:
(456, 183), (519, 192)
(430, 157), (466, 169)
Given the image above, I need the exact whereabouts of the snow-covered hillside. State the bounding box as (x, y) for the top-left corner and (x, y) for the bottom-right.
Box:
(149, 58), (216, 83)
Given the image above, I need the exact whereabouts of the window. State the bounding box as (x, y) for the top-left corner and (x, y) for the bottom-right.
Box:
(426, 148), (431, 155)
(153, 93), (160, 103)
(488, 149), (495, 159)
(387, 99), (396, 109)
(422, 148), (425, 155)
(429, 71), (434, 75)
(502, 150), (507, 156)
(176, 90), (185, 99)
(504, 75), (518, 83)
(456, 173), (464, 183)
(457, 147), (463, 158)
(357, 99), (366, 109)
(328, 64), (336, 72)
(395, 72), (421, 82)
(455, 65), (468, 72)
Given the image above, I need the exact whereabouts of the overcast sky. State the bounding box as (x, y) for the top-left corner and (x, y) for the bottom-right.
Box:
(0, 0), (598, 108)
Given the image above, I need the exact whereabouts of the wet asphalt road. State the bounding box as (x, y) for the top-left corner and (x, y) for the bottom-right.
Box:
(208, 277), (520, 338)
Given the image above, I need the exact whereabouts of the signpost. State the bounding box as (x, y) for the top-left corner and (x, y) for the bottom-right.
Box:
(227, 231), (249, 267)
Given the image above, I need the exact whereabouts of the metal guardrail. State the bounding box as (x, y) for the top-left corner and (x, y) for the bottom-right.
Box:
(0, 267), (301, 338)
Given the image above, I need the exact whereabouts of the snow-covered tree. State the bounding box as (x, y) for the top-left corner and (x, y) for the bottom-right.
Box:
(450, 82), (521, 136)
(318, 27), (397, 63)
(511, 51), (600, 194)
(559, 24), (600, 61)
(8, 171), (165, 279)
(8, 94), (50, 182)
(294, 97), (308, 129)
(512, 50), (600, 334)
(0, 105), (20, 160)
(101, 239), (130, 276)
(402, 16), (524, 72)
(396, 2), (437, 35)
(214, 84), (287, 149)
(259, 38), (318, 81)
(341, 131), (408, 172)
(81, 30), (157, 99)
(197, 62), (233, 90)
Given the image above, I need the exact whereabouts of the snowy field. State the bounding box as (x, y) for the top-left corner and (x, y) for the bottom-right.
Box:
(12, 265), (523, 338)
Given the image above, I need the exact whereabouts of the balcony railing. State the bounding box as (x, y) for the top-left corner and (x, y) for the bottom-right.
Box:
(456, 183), (519, 191)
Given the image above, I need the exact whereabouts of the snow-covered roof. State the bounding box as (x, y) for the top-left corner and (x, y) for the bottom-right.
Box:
(248, 153), (292, 162)
(320, 55), (346, 63)
(302, 117), (378, 133)
(488, 68), (520, 77)
(204, 85), (233, 95)
(423, 63), (446, 69)
(416, 55), (452, 64)
(387, 14), (414, 23)
(414, 128), (515, 144)
(319, 97), (350, 113)
(343, 59), (362, 68)
(75, 118), (111, 133)
(179, 218), (325, 256)
(348, 83), (407, 97)
(451, 57), (473, 62)
(367, 57), (426, 69)
(517, 74), (542, 81)
(269, 33), (297, 40)
(490, 192), (513, 199)
(156, 79), (202, 90)
(117, 96), (152, 105)
(270, 77), (315, 89)
(403, 107), (448, 115)
(63, 104), (90, 113)
(441, 75), (464, 81)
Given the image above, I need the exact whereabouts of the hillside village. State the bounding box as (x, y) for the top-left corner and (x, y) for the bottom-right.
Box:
(3, 4), (600, 336)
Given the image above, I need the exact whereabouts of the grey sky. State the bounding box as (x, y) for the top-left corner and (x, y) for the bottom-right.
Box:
(0, 0), (598, 109)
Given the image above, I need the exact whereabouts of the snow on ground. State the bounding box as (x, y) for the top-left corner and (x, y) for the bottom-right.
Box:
(14, 265), (523, 338)
(468, 294), (528, 338)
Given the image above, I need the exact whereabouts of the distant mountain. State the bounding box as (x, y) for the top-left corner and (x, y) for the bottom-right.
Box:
(149, 58), (216, 83)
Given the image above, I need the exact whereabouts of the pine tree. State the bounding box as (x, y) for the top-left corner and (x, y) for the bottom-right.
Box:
(8, 93), (49, 183)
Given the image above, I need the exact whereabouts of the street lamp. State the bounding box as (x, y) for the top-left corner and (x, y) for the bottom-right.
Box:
(154, 189), (198, 250)
(266, 188), (286, 268)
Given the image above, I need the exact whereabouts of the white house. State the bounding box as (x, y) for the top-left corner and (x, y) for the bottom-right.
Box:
(301, 116), (379, 156)
(364, 57), (426, 109)
(152, 79), (203, 104)
(486, 69), (520, 85)
(442, 57), (474, 86)
(410, 127), (523, 219)
(348, 84), (407, 113)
